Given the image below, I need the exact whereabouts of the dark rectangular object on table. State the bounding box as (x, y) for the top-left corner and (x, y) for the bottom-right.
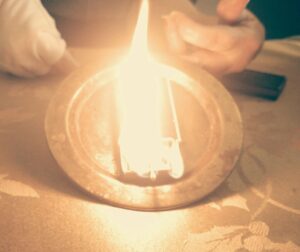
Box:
(221, 69), (286, 101)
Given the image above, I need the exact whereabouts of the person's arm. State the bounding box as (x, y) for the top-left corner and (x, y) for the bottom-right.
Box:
(164, 0), (265, 75)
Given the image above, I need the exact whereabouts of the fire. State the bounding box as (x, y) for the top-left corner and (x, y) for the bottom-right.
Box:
(117, 0), (184, 179)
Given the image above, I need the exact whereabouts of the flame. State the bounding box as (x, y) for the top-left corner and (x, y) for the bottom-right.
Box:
(117, 0), (184, 179)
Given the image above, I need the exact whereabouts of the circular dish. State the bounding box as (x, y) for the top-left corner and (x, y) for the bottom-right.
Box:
(45, 59), (243, 210)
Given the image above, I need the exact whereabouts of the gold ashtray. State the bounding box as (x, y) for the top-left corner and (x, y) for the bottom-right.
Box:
(45, 56), (243, 210)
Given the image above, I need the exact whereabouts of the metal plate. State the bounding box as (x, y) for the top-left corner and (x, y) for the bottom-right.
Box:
(45, 59), (243, 210)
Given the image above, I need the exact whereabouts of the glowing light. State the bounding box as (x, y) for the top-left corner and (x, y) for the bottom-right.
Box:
(84, 204), (187, 250)
(117, 0), (184, 179)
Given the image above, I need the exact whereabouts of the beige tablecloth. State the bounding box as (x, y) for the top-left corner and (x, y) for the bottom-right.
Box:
(0, 1), (300, 251)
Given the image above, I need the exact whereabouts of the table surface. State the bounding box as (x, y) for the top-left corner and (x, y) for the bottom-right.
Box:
(0, 1), (300, 251)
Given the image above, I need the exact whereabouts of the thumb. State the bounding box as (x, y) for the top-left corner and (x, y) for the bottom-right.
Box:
(34, 32), (66, 66)
(217, 0), (250, 23)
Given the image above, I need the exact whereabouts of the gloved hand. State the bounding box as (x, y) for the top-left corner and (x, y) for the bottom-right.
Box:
(164, 0), (265, 76)
(0, 0), (72, 77)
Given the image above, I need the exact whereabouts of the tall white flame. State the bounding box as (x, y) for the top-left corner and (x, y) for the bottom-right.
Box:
(117, 0), (184, 179)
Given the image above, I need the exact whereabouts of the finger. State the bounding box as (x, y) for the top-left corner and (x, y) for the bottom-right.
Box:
(180, 49), (231, 75)
(19, 64), (50, 77)
(174, 13), (214, 48)
(163, 13), (187, 53)
(173, 12), (235, 51)
(217, 0), (250, 23)
(34, 32), (80, 75)
(7, 51), (52, 78)
(5, 64), (47, 78)
(35, 32), (66, 66)
(1, 66), (36, 78)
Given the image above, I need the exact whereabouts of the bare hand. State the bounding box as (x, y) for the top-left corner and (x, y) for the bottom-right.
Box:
(164, 0), (265, 75)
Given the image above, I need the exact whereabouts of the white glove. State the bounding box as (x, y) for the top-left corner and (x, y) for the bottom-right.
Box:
(0, 0), (66, 77)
